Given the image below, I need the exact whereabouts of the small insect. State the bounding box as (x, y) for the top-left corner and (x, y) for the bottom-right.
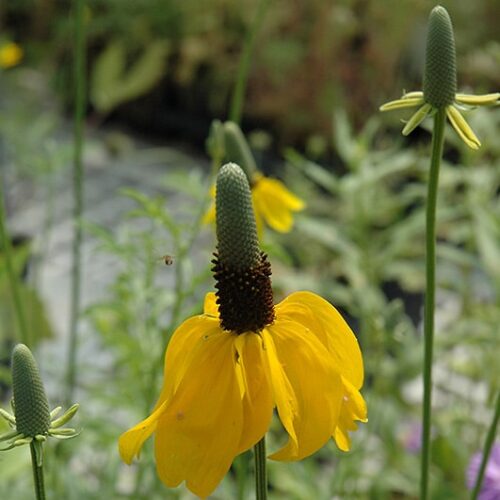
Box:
(160, 254), (174, 266)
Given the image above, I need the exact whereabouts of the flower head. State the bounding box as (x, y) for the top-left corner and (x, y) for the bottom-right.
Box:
(119, 163), (366, 498)
(0, 345), (79, 464)
(0, 42), (23, 69)
(204, 121), (304, 234)
(467, 442), (500, 500)
(380, 6), (499, 149)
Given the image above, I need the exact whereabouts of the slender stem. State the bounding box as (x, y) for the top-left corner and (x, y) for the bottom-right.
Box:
(0, 178), (30, 345)
(471, 390), (500, 500)
(229, 0), (270, 125)
(420, 107), (446, 500)
(30, 442), (46, 500)
(65, 0), (86, 405)
(254, 436), (268, 500)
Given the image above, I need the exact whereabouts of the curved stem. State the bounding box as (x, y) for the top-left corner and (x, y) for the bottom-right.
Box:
(471, 390), (500, 500)
(229, 0), (270, 125)
(254, 436), (267, 500)
(0, 179), (30, 345)
(65, 0), (86, 406)
(420, 107), (446, 500)
(30, 442), (46, 500)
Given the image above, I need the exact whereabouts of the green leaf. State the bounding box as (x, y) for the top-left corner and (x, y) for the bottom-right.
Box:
(90, 40), (170, 114)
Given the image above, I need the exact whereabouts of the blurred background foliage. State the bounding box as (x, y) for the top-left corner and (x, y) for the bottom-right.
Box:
(2, 0), (499, 146)
(0, 0), (499, 498)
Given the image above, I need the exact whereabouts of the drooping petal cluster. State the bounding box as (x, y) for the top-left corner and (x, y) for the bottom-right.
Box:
(380, 90), (499, 149)
(119, 292), (366, 498)
(380, 6), (499, 149)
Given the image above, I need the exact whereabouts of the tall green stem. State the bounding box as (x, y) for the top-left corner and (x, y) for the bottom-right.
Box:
(65, 0), (86, 405)
(229, 0), (270, 125)
(471, 390), (500, 500)
(420, 107), (446, 500)
(254, 436), (267, 500)
(0, 179), (30, 345)
(30, 442), (46, 500)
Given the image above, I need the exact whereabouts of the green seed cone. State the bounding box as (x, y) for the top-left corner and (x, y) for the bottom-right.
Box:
(215, 163), (260, 269)
(223, 122), (258, 180)
(423, 5), (457, 108)
(12, 344), (51, 437)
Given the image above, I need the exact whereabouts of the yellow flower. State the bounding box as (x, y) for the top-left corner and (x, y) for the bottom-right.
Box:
(0, 42), (23, 69)
(119, 291), (366, 498)
(204, 173), (305, 234)
(380, 90), (499, 150)
(380, 7), (499, 150)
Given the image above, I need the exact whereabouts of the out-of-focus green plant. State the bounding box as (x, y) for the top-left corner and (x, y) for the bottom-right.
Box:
(90, 39), (170, 115)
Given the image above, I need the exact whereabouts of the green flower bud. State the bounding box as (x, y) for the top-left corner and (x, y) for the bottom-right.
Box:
(214, 163), (274, 332)
(215, 163), (260, 269)
(12, 344), (50, 437)
(423, 5), (457, 108)
(223, 122), (258, 180)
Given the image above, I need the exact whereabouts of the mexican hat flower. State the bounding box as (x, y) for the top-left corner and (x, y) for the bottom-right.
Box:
(380, 6), (499, 149)
(0, 344), (79, 456)
(119, 163), (366, 498)
(204, 121), (304, 234)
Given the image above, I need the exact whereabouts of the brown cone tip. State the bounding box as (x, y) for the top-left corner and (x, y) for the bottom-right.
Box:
(212, 250), (275, 333)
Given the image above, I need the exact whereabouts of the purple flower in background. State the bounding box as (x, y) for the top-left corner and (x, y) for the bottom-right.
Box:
(467, 442), (500, 500)
(401, 421), (422, 453)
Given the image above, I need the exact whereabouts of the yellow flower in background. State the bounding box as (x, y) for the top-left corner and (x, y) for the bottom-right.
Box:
(119, 291), (366, 498)
(204, 173), (305, 234)
(0, 42), (23, 69)
(380, 91), (499, 150)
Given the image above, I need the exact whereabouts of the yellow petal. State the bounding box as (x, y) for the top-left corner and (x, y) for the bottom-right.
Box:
(154, 330), (243, 498)
(455, 93), (500, 106)
(203, 292), (219, 318)
(401, 91), (424, 99)
(402, 103), (432, 135)
(263, 320), (343, 461)
(118, 400), (168, 464)
(119, 315), (221, 465)
(276, 291), (364, 389)
(379, 96), (424, 112)
(252, 176), (304, 233)
(234, 333), (274, 454)
(202, 184), (216, 225)
(153, 315), (221, 413)
(333, 377), (367, 452)
(446, 105), (481, 149)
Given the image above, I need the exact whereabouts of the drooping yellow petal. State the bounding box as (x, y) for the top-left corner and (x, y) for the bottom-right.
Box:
(252, 176), (304, 233)
(153, 315), (221, 413)
(263, 320), (343, 461)
(446, 105), (481, 149)
(233, 333), (274, 454)
(455, 93), (500, 106)
(402, 103), (432, 135)
(118, 400), (168, 464)
(203, 291), (219, 318)
(154, 330), (243, 498)
(379, 96), (424, 112)
(275, 291), (364, 389)
(119, 315), (221, 465)
(333, 377), (367, 452)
